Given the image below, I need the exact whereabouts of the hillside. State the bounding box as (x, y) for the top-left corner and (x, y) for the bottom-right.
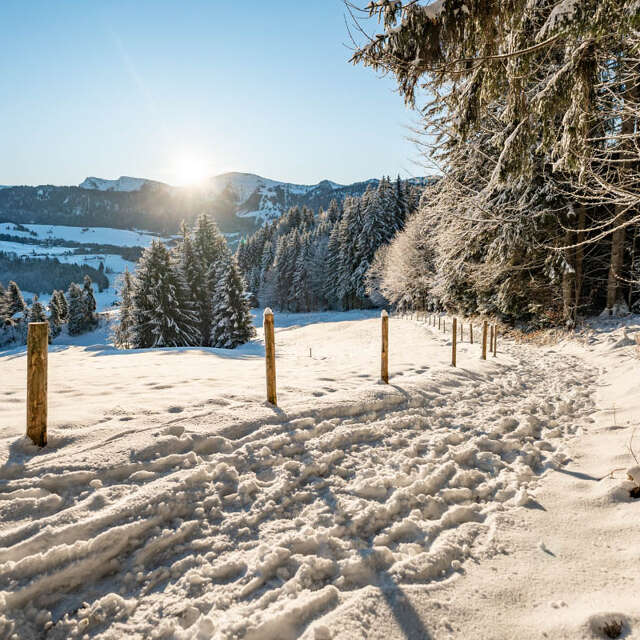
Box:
(0, 173), (432, 236)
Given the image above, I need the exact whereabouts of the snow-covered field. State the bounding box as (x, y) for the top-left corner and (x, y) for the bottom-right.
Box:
(0, 311), (638, 639)
(0, 223), (172, 310)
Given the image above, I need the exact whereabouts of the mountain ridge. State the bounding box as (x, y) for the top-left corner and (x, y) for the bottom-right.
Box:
(0, 172), (433, 235)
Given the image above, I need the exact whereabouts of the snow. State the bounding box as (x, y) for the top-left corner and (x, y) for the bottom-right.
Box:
(0, 222), (163, 248)
(0, 223), (172, 310)
(79, 176), (151, 192)
(0, 311), (639, 638)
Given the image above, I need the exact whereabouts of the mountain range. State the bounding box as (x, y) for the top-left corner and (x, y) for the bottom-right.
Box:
(0, 172), (432, 235)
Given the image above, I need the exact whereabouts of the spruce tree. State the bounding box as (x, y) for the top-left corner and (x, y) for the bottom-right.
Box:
(54, 290), (69, 323)
(82, 275), (98, 330)
(193, 214), (228, 344)
(131, 240), (201, 348)
(67, 283), (86, 336)
(28, 296), (47, 323)
(113, 269), (134, 348)
(210, 255), (255, 349)
(6, 281), (26, 318)
(0, 282), (6, 321)
(48, 292), (63, 340)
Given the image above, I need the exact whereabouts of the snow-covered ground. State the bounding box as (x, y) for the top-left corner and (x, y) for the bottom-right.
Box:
(0, 223), (173, 310)
(0, 311), (638, 639)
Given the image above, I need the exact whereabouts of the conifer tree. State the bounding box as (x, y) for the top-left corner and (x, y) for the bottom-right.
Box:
(0, 282), (6, 321)
(210, 255), (255, 348)
(193, 214), (228, 343)
(5, 281), (26, 318)
(113, 269), (134, 348)
(291, 233), (313, 312)
(67, 283), (87, 336)
(55, 290), (68, 323)
(48, 292), (63, 340)
(28, 295), (47, 324)
(82, 275), (98, 330)
(131, 240), (201, 348)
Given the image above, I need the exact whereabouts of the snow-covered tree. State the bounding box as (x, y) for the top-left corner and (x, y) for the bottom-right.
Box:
(67, 283), (87, 336)
(192, 214), (228, 344)
(0, 282), (6, 320)
(28, 296), (47, 324)
(131, 240), (201, 348)
(5, 281), (26, 318)
(113, 269), (134, 348)
(82, 275), (98, 331)
(48, 291), (63, 340)
(210, 255), (255, 348)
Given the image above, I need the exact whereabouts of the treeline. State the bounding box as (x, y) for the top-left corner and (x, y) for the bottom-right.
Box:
(353, 1), (640, 325)
(114, 215), (254, 349)
(236, 177), (422, 312)
(0, 277), (99, 347)
(0, 252), (108, 295)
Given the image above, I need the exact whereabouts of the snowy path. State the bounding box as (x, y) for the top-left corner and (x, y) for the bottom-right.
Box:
(0, 315), (601, 639)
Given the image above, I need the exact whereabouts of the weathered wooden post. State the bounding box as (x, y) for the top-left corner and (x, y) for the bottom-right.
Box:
(493, 325), (498, 357)
(482, 320), (488, 360)
(381, 310), (389, 384)
(451, 318), (457, 367)
(460, 321), (464, 343)
(470, 323), (473, 344)
(489, 325), (494, 355)
(27, 322), (48, 447)
(438, 316), (441, 331)
(264, 308), (277, 406)
(443, 318), (446, 332)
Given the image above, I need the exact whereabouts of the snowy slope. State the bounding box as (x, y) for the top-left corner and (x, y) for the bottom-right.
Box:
(0, 223), (172, 310)
(79, 177), (153, 192)
(0, 222), (162, 247)
(1, 312), (634, 639)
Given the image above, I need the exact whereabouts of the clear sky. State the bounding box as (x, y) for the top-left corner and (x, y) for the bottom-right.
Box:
(0, 1), (423, 187)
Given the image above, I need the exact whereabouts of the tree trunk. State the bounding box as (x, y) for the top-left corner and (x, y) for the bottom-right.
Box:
(607, 224), (626, 310)
(574, 206), (585, 317)
(562, 225), (576, 325)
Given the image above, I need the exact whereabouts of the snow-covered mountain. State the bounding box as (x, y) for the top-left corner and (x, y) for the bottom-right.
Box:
(198, 172), (367, 224)
(0, 172), (432, 235)
(79, 176), (157, 192)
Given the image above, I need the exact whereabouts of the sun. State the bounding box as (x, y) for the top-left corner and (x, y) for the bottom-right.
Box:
(173, 153), (211, 187)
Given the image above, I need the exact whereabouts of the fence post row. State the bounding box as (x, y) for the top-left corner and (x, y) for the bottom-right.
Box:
(381, 310), (389, 384)
(482, 320), (488, 360)
(27, 322), (48, 447)
(264, 308), (277, 406)
(451, 318), (457, 367)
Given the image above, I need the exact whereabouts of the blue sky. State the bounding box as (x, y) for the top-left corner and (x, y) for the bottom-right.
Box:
(0, 1), (423, 187)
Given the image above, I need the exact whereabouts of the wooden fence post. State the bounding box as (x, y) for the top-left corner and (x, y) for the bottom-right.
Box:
(381, 310), (389, 384)
(443, 318), (446, 332)
(451, 318), (457, 367)
(489, 325), (494, 355)
(264, 308), (277, 406)
(460, 321), (464, 343)
(27, 322), (48, 447)
(438, 316), (441, 331)
(482, 320), (488, 360)
(470, 323), (473, 344)
(493, 325), (498, 357)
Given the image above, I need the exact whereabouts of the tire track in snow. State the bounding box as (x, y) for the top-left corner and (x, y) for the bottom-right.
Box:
(0, 332), (598, 640)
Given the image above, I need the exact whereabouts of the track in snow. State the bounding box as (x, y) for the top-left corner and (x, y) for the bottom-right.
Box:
(0, 320), (598, 639)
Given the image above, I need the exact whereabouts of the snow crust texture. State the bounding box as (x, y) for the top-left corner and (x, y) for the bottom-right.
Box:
(0, 322), (597, 640)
